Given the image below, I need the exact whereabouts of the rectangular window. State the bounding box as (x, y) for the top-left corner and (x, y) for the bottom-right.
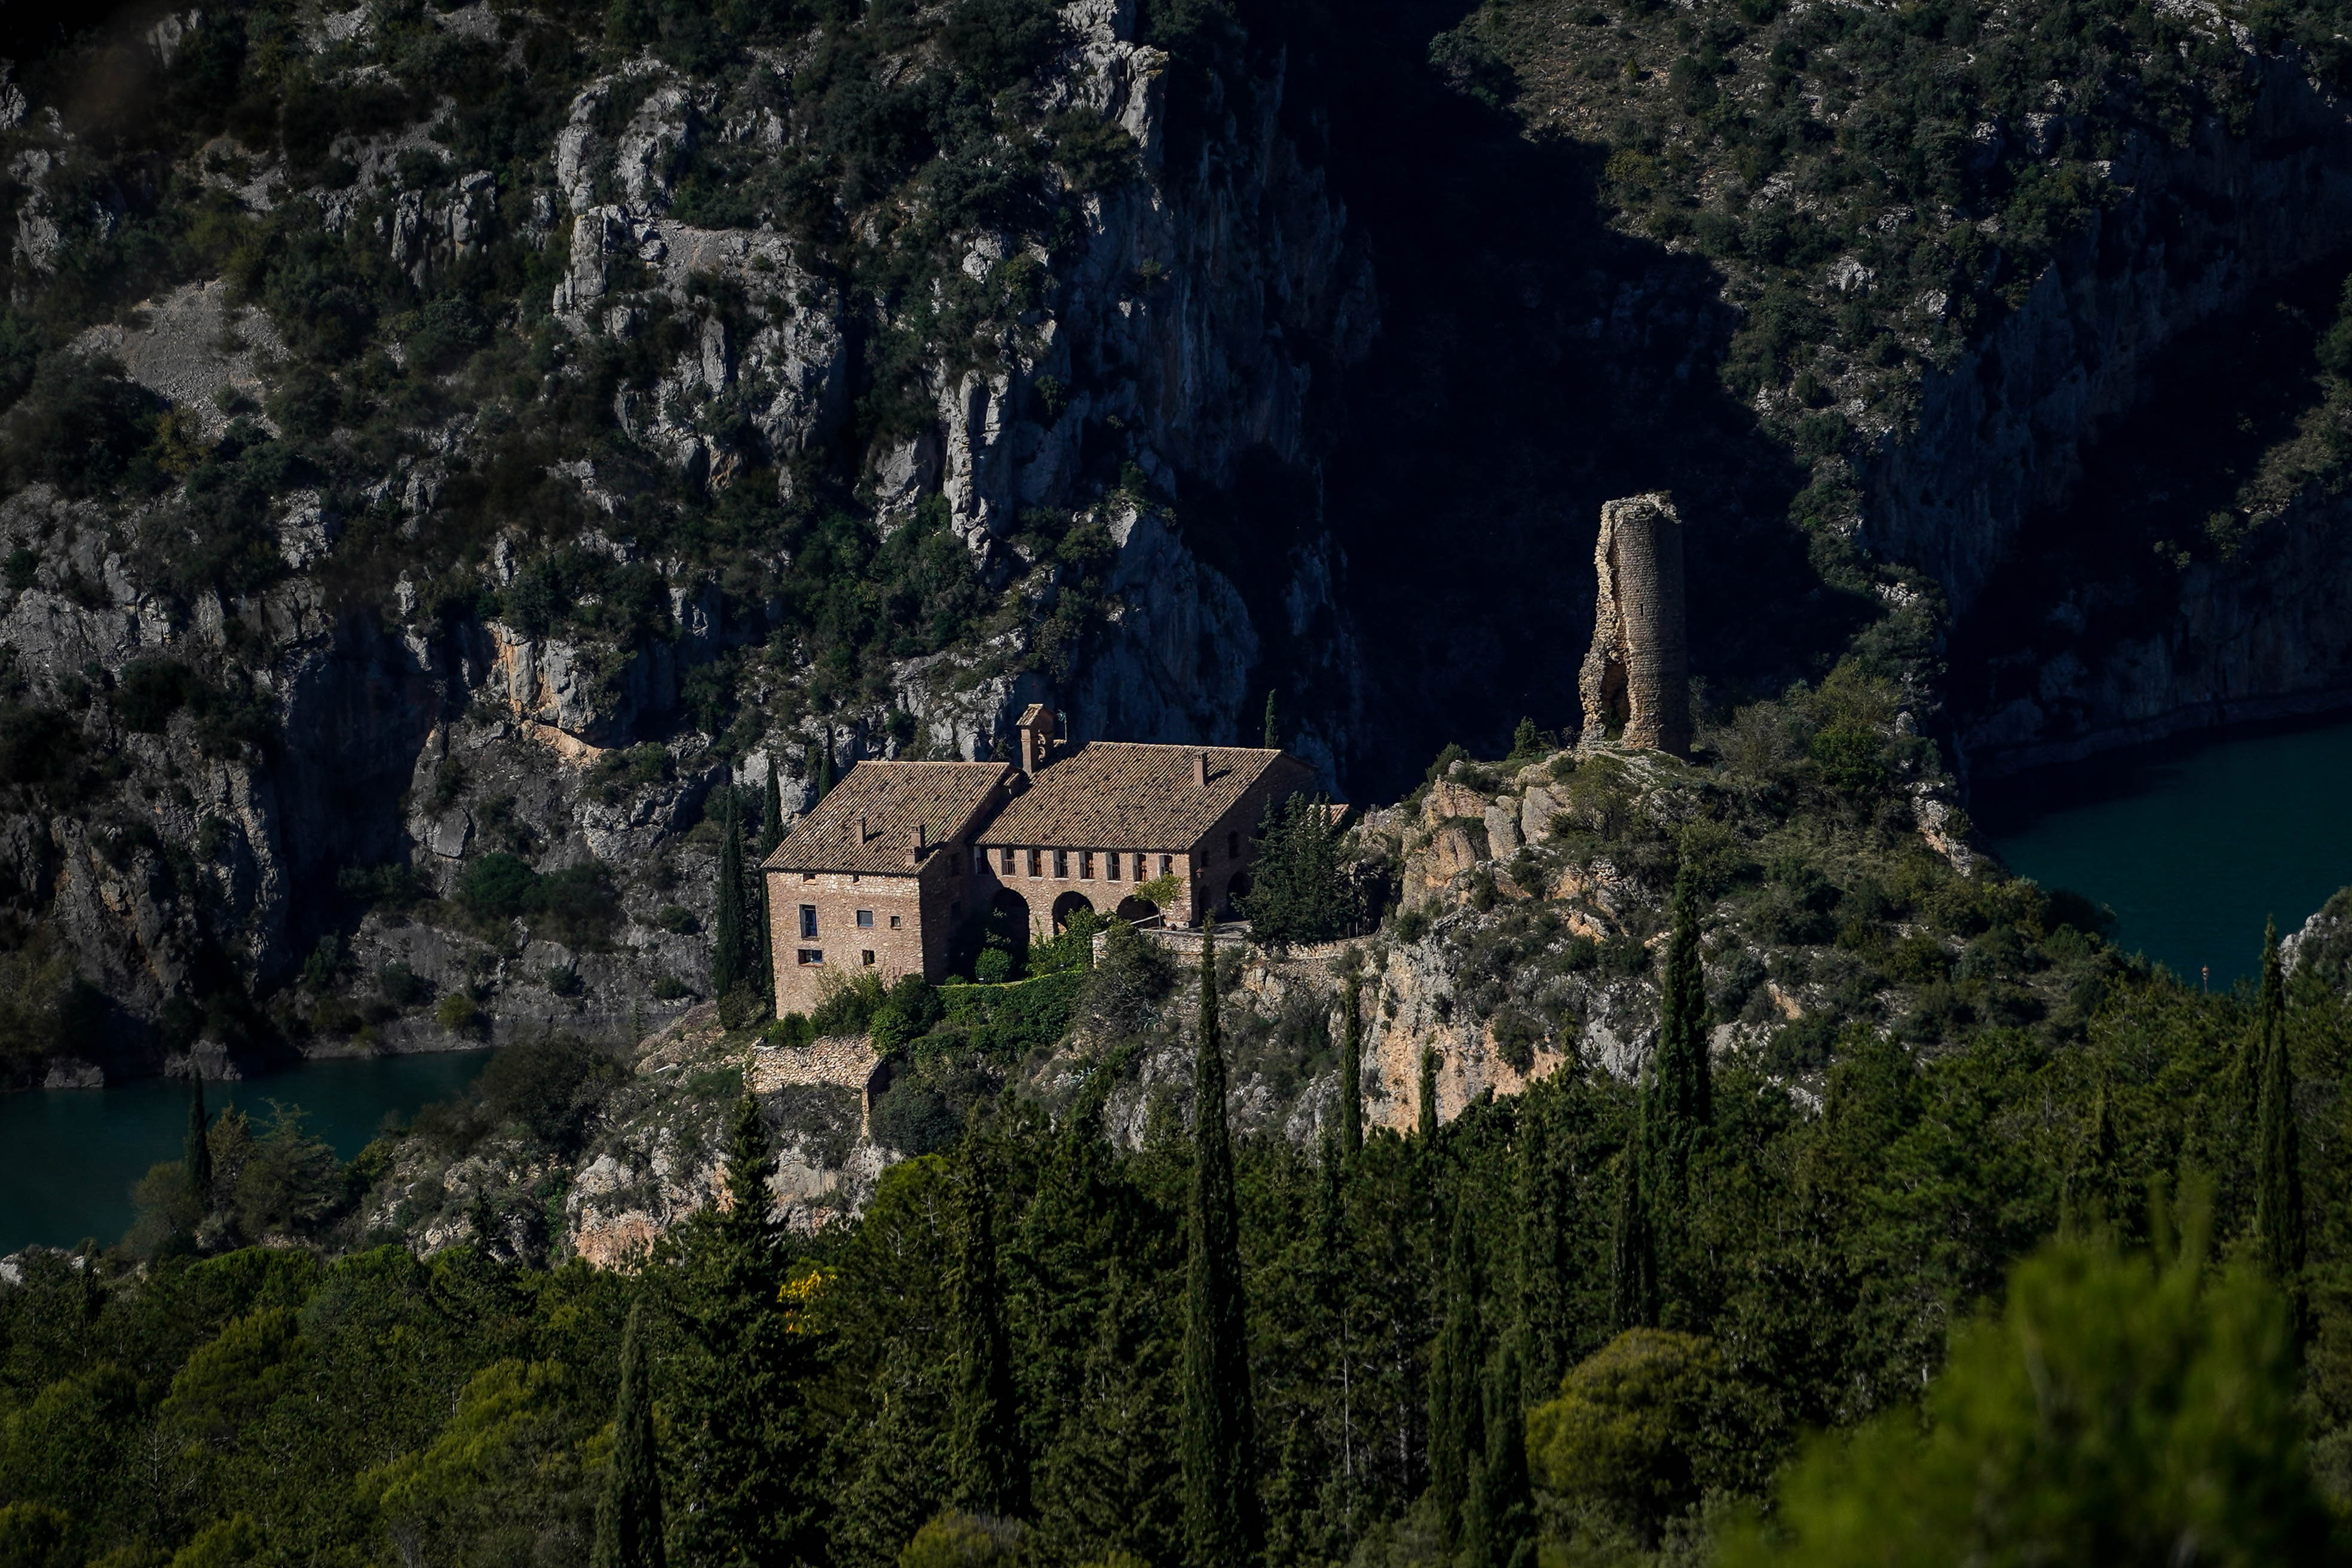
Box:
(856, 909), (873, 928)
(1227, 831), (1241, 859)
(1159, 854), (1173, 877)
(799, 905), (818, 939)
(951, 900), (961, 918)
(797, 949), (823, 966)
(889, 914), (901, 929)
(1001, 846), (1015, 874)
(1080, 850), (1095, 880)
(801, 871), (816, 882)
(862, 950), (876, 966)
(1107, 851), (1120, 881)
(1028, 848), (1042, 877)
(1054, 849), (1069, 877)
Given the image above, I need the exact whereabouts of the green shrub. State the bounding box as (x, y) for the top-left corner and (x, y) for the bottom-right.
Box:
(0, 705), (78, 786)
(434, 994), (483, 1034)
(458, 853), (538, 923)
(379, 962), (432, 1009)
(0, 354), (165, 497)
(474, 1036), (621, 1150)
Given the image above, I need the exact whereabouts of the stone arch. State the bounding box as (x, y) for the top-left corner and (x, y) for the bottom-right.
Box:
(1115, 895), (1160, 925)
(988, 886), (1031, 946)
(1223, 871), (1251, 912)
(1051, 890), (1095, 932)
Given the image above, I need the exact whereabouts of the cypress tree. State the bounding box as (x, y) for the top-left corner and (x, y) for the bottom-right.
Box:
(1516, 1089), (1572, 1397)
(1462, 1340), (1534, 1568)
(1419, 1046), (1441, 1141)
(1653, 858), (1711, 1149)
(2255, 920), (2307, 1282)
(2062, 1080), (2123, 1235)
(592, 1300), (667, 1568)
(760, 758), (785, 859)
(1610, 1107), (1658, 1331)
(184, 1080), (212, 1212)
(1263, 689), (1281, 750)
(1426, 1200), (1486, 1547)
(671, 1095), (817, 1566)
(713, 793), (746, 1000)
(947, 1151), (1020, 1515)
(812, 734), (834, 801)
(1180, 930), (1258, 1568)
(1339, 973), (1364, 1160)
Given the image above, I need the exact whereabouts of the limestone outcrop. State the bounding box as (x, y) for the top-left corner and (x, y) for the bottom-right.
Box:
(1578, 494), (1689, 758)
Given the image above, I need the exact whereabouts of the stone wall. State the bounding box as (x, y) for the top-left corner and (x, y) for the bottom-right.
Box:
(1579, 493), (1689, 757)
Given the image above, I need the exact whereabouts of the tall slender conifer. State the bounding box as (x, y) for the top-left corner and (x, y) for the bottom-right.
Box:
(947, 1150), (1020, 1515)
(1611, 1107), (1658, 1331)
(714, 793), (746, 1000)
(185, 1080), (212, 1212)
(1427, 1201), (1486, 1546)
(592, 1301), (667, 1568)
(1653, 858), (1711, 1154)
(760, 757), (785, 858)
(1419, 1046), (1441, 1141)
(1180, 931), (1258, 1568)
(1263, 690), (1281, 750)
(1339, 974), (1364, 1160)
(1462, 1340), (1534, 1568)
(2255, 920), (2307, 1282)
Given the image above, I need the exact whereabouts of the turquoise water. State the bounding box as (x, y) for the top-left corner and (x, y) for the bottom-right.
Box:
(0, 1050), (492, 1254)
(1976, 715), (2352, 987)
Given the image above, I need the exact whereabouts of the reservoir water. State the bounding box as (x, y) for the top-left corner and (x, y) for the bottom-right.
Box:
(0, 1049), (492, 1255)
(1976, 715), (2352, 988)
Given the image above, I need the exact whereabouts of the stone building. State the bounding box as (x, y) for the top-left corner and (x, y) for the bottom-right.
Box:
(761, 760), (1012, 1018)
(763, 704), (1317, 1018)
(1579, 491), (1690, 757)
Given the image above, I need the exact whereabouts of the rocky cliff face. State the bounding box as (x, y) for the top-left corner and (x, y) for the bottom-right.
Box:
(1956, 482), (2352, 774)
(0, 0), (1370, 1078)
(1857, 51), (2352, 771)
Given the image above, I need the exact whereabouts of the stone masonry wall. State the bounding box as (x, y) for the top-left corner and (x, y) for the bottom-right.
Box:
(1579, 492), (1689, 757)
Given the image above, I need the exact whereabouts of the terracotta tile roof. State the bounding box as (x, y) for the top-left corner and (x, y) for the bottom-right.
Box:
(979, 743), (1313, 850)
(762, 761), (1010, 874)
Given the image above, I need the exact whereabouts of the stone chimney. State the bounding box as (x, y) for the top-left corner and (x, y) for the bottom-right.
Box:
(1016, 703), (1056, 775)
(1194, 751), (1209, 787)
(1579, 492), (1690, 758)
(906, 822), (926, 867)
(858, 813), (869, 843)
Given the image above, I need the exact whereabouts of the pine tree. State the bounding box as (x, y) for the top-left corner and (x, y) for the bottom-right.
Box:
(2255, 920), (2307, 1282)
(1180, 932), (1259, 1568)
(1339, 974), (1364, 1160)
(714, 793), (746, 1001)
(592, 1300), (667, 1568)
(1263, 690), (1281, 750)
(947, 1150), (1020, 1515)
(1426, 1200), (1486, 1546)
(1611, 1109), (1658, 1331)
(184, 1080), (212, 1212)
(1419, 1047), (1441, 1141)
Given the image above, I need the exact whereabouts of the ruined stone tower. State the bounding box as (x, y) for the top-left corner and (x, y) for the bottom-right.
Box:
(1579, 492), (1690, 758)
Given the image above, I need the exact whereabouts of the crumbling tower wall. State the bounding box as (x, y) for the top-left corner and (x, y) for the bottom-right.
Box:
(1578, 492), (1689, 757)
